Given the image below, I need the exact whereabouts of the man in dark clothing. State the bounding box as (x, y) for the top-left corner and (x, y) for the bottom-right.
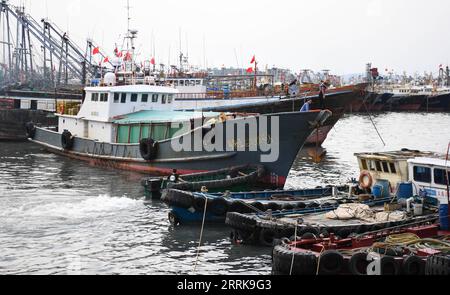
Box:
(319, 80), (328, 109)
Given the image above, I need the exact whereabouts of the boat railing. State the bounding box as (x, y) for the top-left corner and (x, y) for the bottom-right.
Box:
(175, 90), (283, 100)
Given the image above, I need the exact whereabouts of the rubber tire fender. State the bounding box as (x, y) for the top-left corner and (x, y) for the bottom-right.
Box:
(259, 228), (278, 247)
(403, 255), (425, 276)
(139, 138), (158, 161)
(61, 130), (74, 150)
(319, 250), (344, 275)
(380, 256), (400, 275)
(208, 197), (229, 217)
(160, 189), (194, 209)
(349, 252), (370, 275)
(25, 122), (36, 139)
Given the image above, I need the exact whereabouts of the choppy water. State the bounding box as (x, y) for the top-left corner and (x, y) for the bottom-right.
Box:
(0, 112), (449, 275)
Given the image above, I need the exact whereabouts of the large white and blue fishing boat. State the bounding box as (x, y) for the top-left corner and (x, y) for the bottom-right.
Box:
(27, 73), (331, 188)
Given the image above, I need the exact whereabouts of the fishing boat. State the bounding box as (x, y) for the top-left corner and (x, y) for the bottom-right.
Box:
(226, 149), (449, 247)
(272, 223), (449, 275)
(162, 186), (349, 225)
(27, 73), (332, 188)
(141, 164), (266, 199)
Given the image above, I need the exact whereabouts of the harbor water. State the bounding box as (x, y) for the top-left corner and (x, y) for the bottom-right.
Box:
(0, 112), (449, 275)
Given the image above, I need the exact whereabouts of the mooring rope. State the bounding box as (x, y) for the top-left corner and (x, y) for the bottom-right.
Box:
(193, 194), (208, 274)
(289, 222), (298, 276)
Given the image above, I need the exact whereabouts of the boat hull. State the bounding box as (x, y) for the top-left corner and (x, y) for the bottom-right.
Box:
(29, 111), (329, 188)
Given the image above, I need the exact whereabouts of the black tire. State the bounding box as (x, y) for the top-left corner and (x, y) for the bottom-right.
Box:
(272, 245), (317, 275)
(296, 202), (306, 209)
(259, 228), (278, 247)
(380, 256), (400, 275)
(349, 252), (369, 275)
(208, 198), (229, 217)
(282, 203), (296, 211)
(425, 255), (450, 275)
(139, 138), (158, 161)
(25, 122), (36, 139)
(229, 201), (252, 214)
(225, 212), (257, 232)
(168, 212), (180, 226)
(319, 250), (344, 275)
(61, 130), (74, 150)
(298, 226), (320, 237)
(403, 255), (425, 276)
(306, 202), (320, 209)
(266, 202), (281, 211)
(161, 189), (194, 209)
(250, 202), (266, 212)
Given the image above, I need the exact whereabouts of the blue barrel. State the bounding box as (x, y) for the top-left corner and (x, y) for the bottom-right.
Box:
(374, 180), (391, 199)
(372, 185), (384, 199)
(397, 182), (414, 199)
(440, 204), (449, 230)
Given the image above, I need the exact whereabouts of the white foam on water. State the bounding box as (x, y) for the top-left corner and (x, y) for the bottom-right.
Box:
(1, 195), (142, 220)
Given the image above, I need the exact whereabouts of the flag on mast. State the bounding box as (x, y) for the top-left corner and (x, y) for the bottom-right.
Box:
(250, 55), (256, 64)
(93, 47), (100, 55)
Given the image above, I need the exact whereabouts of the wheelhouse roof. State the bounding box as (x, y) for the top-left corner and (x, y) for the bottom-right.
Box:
(354, 150), (444, 161)
(85, 85), (179, 94)
(408, 158), (450, 168)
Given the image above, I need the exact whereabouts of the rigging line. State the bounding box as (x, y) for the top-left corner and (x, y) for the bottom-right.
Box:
(362, 95), (386, 146)
(193, 194), (208, 274)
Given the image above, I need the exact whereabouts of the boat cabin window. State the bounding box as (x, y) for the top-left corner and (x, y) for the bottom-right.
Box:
(161, 95), (167, 104)
(382, 162), (389, 173)
(152, 94), (159, 103)
(196, 80), (201, 86)
(361, 159), (368, 170)
(434, 168), (450, 186)
(121, 93), (127, 103)
(179, 80), (184, 86)
(91, 93), (99, 102)
(142, 94), (149, 103)
(413, 166), (432, 183)
(369, 160), (376, 171)
(168, 94), (173, 104)
(185, 80), (190, 86)
(389, 163), (397, 174)
(131, 93), (138, 102)
(114, 93), (120, 103)
(375, 161), (383, 172)
(100, 93), (108, 102)
(190, 80), (196, 86)
(174, 80), (179, 86)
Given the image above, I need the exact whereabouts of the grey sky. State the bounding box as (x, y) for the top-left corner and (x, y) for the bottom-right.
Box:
(16, 0), (450, 75)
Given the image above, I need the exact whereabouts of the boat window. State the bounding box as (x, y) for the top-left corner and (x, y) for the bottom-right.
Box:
(185, 80), (190, 86)
(91, 93), (99, 102)
(179, 80), (184, 86)
(121, 93), (127, 103)
(168, 94), (173, 104)
(414, 166), (432, 183)
(389, 163), (397, 174)
(152, 94), (159, 103)
(361, 159), (368, 170)
(131, 93), (138, 102)
(190, 80), (196, 86)
(369, 160), (376, 171)
(161, 95), (167, 104)
(196, 80), (201, 86)
(375, 161), (383, 172)
(142, 94), (149, 103)
(434, 168), (450, 186)
(100, 93), (108, 102)
(382, 162), (389, 173)
(174, 80), (179, 86)
(114, 93), (120, 103)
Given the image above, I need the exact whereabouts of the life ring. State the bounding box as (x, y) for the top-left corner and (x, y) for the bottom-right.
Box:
(25, 122), (36, 139)
(61, 130), (74, 150)
(139, 138), (158, 161)
(359, 171), (373, 189)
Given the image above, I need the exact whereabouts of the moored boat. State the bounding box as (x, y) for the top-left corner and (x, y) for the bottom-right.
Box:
(27, 73), (332, 188)
(162, 186), (349, 225)
(141, 164), (266, 199)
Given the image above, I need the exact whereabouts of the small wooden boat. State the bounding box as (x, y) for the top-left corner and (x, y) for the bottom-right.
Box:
(161, 186), (350, 225)
(141, 164), (266, 199)
(272, 223), (449, 275)
(226, 198), (439, 247)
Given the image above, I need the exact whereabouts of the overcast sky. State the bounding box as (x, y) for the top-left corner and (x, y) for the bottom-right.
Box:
(14, 0), (450, 75)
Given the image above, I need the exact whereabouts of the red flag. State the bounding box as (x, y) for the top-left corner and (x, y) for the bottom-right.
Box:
(117, 51), (123, 58)
(93, 47), (100, 55)
(103, 57), (109, 63)
(246, 67), (254, 73)
(250, 55), (256, 64)
(150, 57), (155, 65)
(123, 52), (132, 61)
(114, 47), (119, 56)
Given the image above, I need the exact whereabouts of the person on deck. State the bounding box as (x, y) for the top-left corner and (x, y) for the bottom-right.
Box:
(319, 80), (328, 109)
(300, 99), (313, 112)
